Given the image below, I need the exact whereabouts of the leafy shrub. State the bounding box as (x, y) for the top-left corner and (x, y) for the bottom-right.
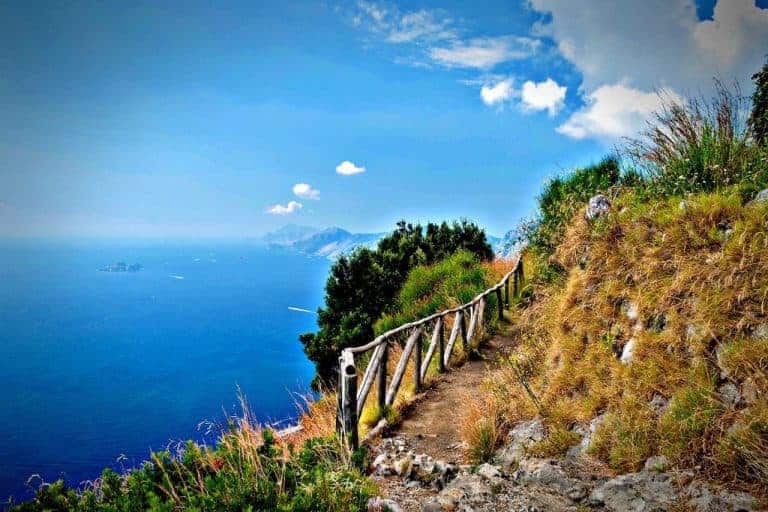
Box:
(749, 57), (768, 146)
(301, 220), (493, 389)
(523, 156), (620, 256)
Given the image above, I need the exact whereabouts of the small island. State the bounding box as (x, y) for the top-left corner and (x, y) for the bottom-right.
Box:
(99, 262), (143, 273)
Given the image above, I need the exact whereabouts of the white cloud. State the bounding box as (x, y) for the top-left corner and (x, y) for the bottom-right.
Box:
(520, 78), (567, 116)
(429, 36), (540, 69)
(336, 160), (366, 176)
(292, 183), (320, 200)
(556, 84), (680, 140)
(267, 200), (303, 215)
(355, 1), (455, 44)
(528, 0), (768, 141)
(481, 79), (515, 106)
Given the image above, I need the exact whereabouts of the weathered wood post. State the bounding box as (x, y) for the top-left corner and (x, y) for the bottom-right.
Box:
(504, 276), (510, 307)
(413, 329), (422, 393)
(460, 308), (469, 349)
(496, 287), (504, 321)
(339, 350), (358, 451)
(437, 316), (445, 373)
(377, 342), (388, 412)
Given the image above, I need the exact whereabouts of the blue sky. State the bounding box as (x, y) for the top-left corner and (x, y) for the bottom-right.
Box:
(1, 0), (767, 238)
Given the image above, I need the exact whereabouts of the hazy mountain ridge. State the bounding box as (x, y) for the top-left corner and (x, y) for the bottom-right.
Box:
(263, 225), (513, 260)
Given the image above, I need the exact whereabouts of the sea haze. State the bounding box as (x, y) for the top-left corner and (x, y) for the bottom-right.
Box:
(0, 240), (330, 503)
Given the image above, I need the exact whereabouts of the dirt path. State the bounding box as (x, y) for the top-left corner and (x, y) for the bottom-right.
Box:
(390, 333), (516, 464)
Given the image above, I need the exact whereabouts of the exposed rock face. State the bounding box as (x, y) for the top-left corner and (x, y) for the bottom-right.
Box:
(496, 419), (546, 468)
(643, 455), (669, 472)
(754, 188), (768, 203)
(718, 382), (743, 407)
(589, 472), (679, 511)
(586, 194), (612, 221)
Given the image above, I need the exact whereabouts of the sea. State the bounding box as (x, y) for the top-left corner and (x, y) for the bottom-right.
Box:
(0, 240), (331, 504)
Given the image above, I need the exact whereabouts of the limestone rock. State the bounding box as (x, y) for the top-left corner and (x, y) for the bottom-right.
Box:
(620, 338), (636, 364)
(586, 194), (612, 221)
(589, 472), (678, 511)
(368, 496), (403, 512)
(754, 188), (768, 203)
(718, 382), (742, 408)
(686, 480), (759, 511)
(643, 455), (669, 472)
(496, 419), (546, 467)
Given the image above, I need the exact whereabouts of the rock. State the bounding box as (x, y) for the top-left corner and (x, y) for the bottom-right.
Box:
(753, 324), (768, 341)
(679, 200), (688, 210)
(621, 300), (640, 321)
(368, 496), (403, 512)
(718, 382), (742, 407)
(444, 473), (493, 503)
(686, 480), (759, 511)
(566, 485), (588, 501)
(496, 420), (546, 467)
(686, 324), (707, 343)
(586, 194), (612, 221)
(589, 471), (678, 511)
(394, 456), (413, 477)
(754, 188), (768, 203)
(476, 463), (503, 480)
(620, 338), (636, 364)
(643, 455), (669, 472)
(742, 377), (759, 404)
(567, 414), (604, 457)
(520, 459), (573, 492)
(715, 343), (731, 380)
(650, 393), (669, 415)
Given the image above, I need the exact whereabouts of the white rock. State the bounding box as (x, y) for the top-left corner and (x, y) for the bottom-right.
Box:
(620, 338), (636, 364)
(368, 496), (403, 512)
(643, 455), (669, 472)
(476, 463), (502, 480)
(754, 188), (768, 203)
(586, 194), (612, 221)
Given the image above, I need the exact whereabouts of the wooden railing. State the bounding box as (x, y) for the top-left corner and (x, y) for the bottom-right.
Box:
(336, 257), (524, 450)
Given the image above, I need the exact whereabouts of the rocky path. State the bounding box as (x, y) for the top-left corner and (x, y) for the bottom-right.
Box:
(365, 331), (762, 512)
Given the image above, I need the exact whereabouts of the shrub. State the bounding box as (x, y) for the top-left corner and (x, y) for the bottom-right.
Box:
(12, 412), (375, 512)
(523, 156), (620, 256)
(749, 57), (768, 146)
(301, 220), (494, 389)
(626, 81), (767, 196)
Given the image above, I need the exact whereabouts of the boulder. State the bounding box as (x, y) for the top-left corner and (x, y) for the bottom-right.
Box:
(496, 419), (546, 467)
(586, 194), (612, 221)
(588, 472), (678, 511)
(718, 382), (742, 408)
(643, 455), (669, 472)
(685, 480), (759, 511)
(754, 188), (768, 203)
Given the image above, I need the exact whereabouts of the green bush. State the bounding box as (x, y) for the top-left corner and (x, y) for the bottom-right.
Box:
(523, 156), (620, 256)
(301, 220), (493, 388)
(626, 81), (768, 197)
(374, 250), (490, 334)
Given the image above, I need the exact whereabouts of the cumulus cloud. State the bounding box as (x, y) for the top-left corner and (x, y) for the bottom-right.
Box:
(267, 201), (303, 215)
(429, 36), (539, 69)
(556, 84), (681, 140)
(529, 0), (768, 140)
(520, 78), (567, 116)
(481, 79), (515, 106)
(292, 183), (320, 200)
(336, 160), (366, 176)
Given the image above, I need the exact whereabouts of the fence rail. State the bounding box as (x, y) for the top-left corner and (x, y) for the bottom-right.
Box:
(336, 256), (524, 450)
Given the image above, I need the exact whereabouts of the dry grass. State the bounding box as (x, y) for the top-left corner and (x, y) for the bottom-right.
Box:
(459, 389), (506, 463)
(491, 189), (768, 498)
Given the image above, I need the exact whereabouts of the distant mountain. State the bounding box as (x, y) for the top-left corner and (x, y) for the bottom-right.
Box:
(262, 225), (519, 260)
(261, 225), (384, 259)
(260, 224), (320, 245)
(494, 230), (525, 259)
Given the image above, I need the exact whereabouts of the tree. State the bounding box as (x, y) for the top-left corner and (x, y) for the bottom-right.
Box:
(749, 57), (768, 146)
(300, 220), (493, 389)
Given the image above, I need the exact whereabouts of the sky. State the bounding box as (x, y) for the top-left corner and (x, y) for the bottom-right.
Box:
(1, 0), (767, 239)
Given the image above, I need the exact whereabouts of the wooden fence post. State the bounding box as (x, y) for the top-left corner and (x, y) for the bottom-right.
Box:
(496, 287), (504, 321)
(378, 343), (388, 412)
(339, 350), (358, 451)
(437, 317), (445, 373)
(504, 276), (510, 307)
(460, 308), (469, 349)
(413, 329), (422, 393)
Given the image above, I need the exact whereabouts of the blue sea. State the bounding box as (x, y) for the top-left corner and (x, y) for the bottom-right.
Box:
(0, 241), (330, 504)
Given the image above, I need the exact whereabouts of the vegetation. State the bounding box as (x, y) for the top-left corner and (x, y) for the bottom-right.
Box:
(476, 71), (768, 501)
(11, 402), (374, 512)
(749, 58), (768, 146)
(301, 220), (493, 389)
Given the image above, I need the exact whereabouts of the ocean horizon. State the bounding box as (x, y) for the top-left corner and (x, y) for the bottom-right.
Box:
(0, 240), (330, 504)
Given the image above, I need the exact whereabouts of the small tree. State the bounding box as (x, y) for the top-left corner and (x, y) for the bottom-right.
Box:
(749, 57), (768, 146)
